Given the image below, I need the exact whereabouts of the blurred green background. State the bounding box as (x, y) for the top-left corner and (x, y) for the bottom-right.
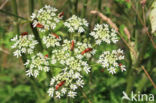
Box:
(0, 0), (156, 103)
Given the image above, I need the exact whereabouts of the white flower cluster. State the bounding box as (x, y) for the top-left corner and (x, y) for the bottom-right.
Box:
(90, 24), (118, 45)
(48, 40), (92, 98)
(51, 40), (92, 73)
(60, 40), (96, 59)
(97, 49), (126, 74)
(48, 68), (84, 98)
(31, 5), (62, 32)
(64, 15), (88, 33)
(11, 5), (127, 100)
(73, 41), (96, 59)
(11, 34), (38, 58)
(25, 53), (50, 78)
(42, 33), (61, 48)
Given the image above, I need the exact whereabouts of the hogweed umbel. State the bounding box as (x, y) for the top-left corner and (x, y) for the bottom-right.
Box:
(11, 5), (126, 99)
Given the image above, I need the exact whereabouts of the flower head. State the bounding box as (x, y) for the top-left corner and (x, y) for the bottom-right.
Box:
(61, 40), (96, 59)
(64, 15), (88, 33)
(48, 70), (84, 98)
(68, 91), (77, 98)
(11, 34), (38, 58)
(97, 49), (126, 74)
(11, 5), (127, 100)
(25, 53), (50, 77)
(90, 24), (118, 45)
(47, 40), (92, 98)
(31, 5), (62, 32)
(42, 33), (61, 48)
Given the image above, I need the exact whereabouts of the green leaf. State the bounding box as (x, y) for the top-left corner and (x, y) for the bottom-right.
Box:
(38, 72), (47, 82)
(53, 21), (64, 32)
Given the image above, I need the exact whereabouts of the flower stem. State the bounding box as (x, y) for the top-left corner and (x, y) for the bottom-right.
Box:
(97, 0), (102, 23)
(98, 0), (102, 11)
(68, 0), (72, 15)
(73, 0), (78, 14)
(28, 0), (34, 15)
(28, 0), (43, 51)
(0, 9), (28, 20)
(11, 0), (20, 34)
(39, 0), (44, 7)
(81, 0), (87, 18)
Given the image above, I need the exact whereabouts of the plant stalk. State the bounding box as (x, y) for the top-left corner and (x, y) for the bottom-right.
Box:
(82, 0), (87, 18)
(97, 0), (102, 23)
(28, 0), (43, 51)
(11, 0), (20, 34)
(0, 9), (28, 20)
(39, 0), (44, 7)
(72, 0), (78, 14)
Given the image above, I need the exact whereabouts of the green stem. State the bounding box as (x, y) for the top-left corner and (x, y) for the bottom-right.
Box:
(28, 0), (34, 15)
(138, 35), (148, 61)
(136, 58), (152, 92)
(38, 0), (44, 7)
(81, 0), (87, 18)
(68, 0), (72, 15)
(126, 67), (136, 95)
(97, 0), (102, 23)
(11, 0), (20, 34)
(124, 50), (132, 95)
(71, 0), (78, 14)
(125, 29), (148, 99)
(134, 16), (139, 50)
(125, 1), (150, 96)
(28, 0), (43, 51)
(0, 9), (27, 20)
(136, 74), (148, 92)
(74, 0), (78, 14)
(98, 0), (102, 11)
(30, 23), (43, 51)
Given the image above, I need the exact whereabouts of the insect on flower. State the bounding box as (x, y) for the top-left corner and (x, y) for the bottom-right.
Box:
(21, 32), (28, 36)
(100, 69), (104, 72)
(71, 40), (74, 51)
(119, 63), (122, 66)
(81, 48), (93, 55)
(45, 54), (49, 58)
(55, 81), (65, 90)
(52, 33), (59, 39)
(55, 85), (59, 91)
(58, 12), (64, 18)
(36, 23), (44, 28)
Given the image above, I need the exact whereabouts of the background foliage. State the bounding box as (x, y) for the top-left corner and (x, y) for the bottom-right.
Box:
(0, 0), (156, 103)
